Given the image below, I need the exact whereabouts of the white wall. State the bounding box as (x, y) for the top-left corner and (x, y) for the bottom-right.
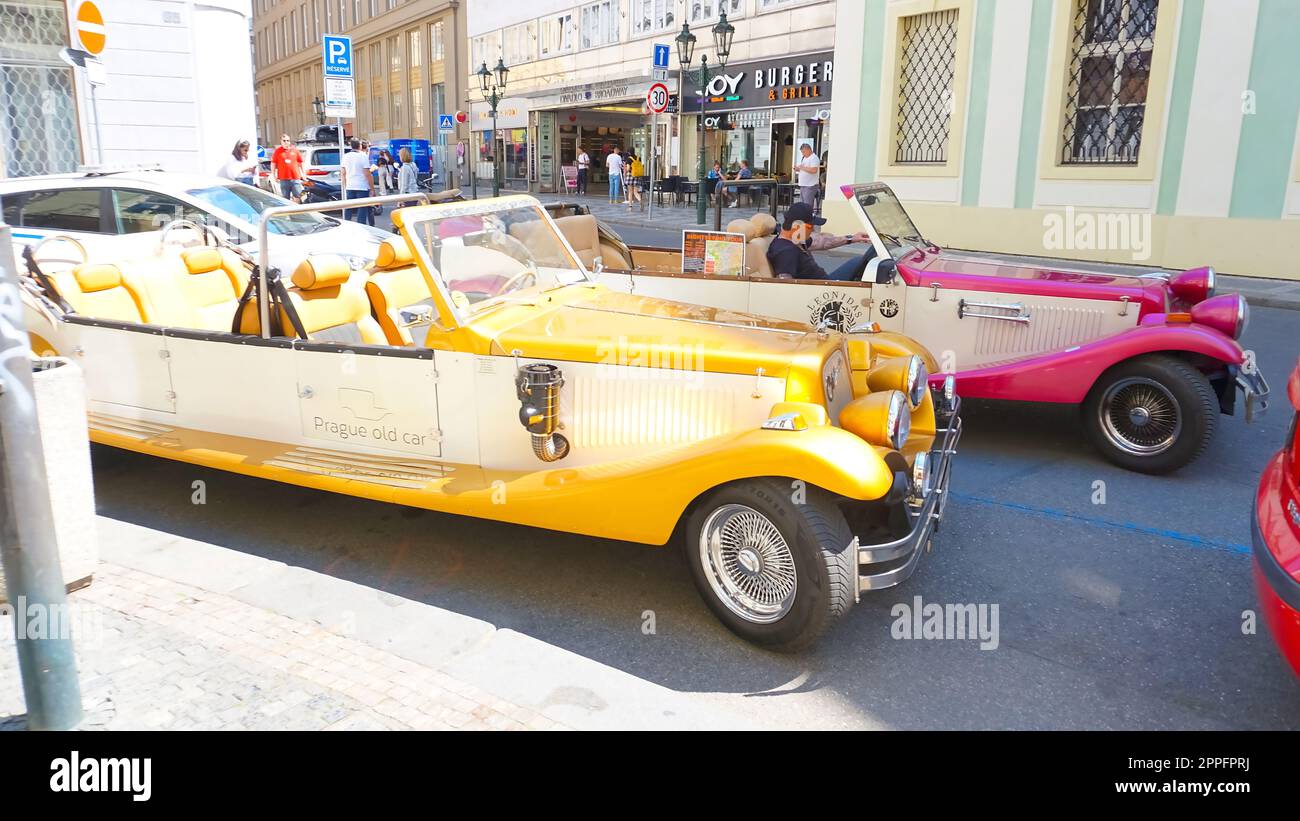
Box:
(467, 0), (574, 37)
(69, 0), (255, 175)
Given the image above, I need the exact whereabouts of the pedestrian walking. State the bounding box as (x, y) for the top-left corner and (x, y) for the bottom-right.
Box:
(794, 143), (821, 209)
(576, 147), (590, 195)
(606, 149), (624, 204)
(340, 137), (375, 226)
(222, 140), (257, 186)
(626, 151), (644, 209)
(397, 147), (418, 199)
(392, 147), (420, 231)
(271, 134), (305, 203)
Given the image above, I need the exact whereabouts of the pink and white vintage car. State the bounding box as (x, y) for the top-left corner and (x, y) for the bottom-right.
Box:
(580, 182), (1269, 474)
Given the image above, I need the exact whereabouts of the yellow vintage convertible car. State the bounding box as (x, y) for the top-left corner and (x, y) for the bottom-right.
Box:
(15, 194), (960, 650)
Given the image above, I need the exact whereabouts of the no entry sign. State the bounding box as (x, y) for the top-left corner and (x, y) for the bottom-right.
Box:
(75, 1), (106, 55)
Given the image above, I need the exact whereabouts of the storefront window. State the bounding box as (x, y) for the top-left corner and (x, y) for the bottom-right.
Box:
(505, 128), (527, 180)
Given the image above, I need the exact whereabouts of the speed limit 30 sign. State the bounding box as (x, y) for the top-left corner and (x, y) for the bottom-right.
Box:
(646, 82), (670, 114)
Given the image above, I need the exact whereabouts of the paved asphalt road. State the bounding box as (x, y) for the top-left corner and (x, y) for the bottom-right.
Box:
(88, 232), (1300, 728)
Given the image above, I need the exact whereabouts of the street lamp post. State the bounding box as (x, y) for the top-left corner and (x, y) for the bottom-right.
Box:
(311, 96), (325, 126)
(477, 58), (510, 198)
(676, 12), (734, 225)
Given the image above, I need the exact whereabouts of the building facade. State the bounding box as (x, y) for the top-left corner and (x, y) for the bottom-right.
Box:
(251, 0), (469, 185)
(465, 0), (838, 193)
(1, 0), (256, 178)
(826, 0), (1300, 281)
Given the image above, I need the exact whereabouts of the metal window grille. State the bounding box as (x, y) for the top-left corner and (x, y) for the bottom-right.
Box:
(1, 0), (83, 177)
(1061, 0), (1159, 164)
(894, 9), (958, 164)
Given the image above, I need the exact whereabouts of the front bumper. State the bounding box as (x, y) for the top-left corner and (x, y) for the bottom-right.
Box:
(854, 395), (962, 600)
(1237, 367), (1270, 422)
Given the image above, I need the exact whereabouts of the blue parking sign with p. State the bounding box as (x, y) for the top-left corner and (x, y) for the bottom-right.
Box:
(323, 35), (352, 78)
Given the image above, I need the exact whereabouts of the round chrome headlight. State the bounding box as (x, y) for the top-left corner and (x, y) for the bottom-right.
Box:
(908, 357), (929, 408)
(887, 390), (911, 450)
(911, 451), (931, 499)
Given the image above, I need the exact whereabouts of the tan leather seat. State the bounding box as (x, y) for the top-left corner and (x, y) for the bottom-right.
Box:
(747, 212), (778, 278)
(238, 254), (385, 344)
(53, 263), (148, 323)
(552, 214), (632, 270)
(174, 247), (249, 331)
(726, 218), (753, 237)
(366, 238), (436, 346)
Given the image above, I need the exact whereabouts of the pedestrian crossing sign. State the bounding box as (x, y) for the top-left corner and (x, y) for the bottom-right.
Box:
(438, 114), (455, 134)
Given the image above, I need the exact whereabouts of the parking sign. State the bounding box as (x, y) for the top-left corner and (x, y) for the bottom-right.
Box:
(323, 35), (352, 78)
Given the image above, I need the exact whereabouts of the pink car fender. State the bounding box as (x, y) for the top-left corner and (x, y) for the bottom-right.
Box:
(927, 323), (1245, 403)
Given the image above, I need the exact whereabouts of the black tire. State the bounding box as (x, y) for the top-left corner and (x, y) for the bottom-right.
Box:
(684, 478), (855, 652)
(1082, 354), (1218, 474)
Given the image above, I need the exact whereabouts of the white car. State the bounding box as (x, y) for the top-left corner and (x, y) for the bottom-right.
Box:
(297, 142), (342, 187)
(0, 169), (389, 275)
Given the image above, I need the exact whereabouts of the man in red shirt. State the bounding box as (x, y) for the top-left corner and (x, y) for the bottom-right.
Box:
(271, 134), (304, 202)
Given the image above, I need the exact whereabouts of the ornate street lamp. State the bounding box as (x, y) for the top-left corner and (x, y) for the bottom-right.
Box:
(478, 58), (509, 197)
(312, 96), (325, 126)
(677, 11), (733, 225)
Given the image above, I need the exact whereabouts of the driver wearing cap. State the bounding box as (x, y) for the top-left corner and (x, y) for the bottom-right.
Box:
(766, 202), (876, 281)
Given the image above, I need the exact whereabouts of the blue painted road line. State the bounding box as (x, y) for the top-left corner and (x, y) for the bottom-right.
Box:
(951, 492), (1251, 556)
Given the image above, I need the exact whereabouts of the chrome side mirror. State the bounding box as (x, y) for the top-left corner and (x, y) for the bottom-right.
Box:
(400, 303), (434, 328)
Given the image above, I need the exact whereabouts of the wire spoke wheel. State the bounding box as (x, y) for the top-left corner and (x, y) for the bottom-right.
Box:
(1098, 377), (1183, 456)
(699, 504), (798, 624)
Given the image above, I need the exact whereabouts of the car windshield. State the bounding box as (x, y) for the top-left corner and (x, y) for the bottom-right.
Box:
(404, 203), (587, 316)
(856, 186), (926, 259)
(186, 183), (333, 236)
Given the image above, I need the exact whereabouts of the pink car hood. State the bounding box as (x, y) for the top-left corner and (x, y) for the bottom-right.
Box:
(898, 248), (1168, 316)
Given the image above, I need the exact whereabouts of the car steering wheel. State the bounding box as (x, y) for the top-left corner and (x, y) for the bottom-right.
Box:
(494, 266), (537, 297)
(31, 234), (88, 268)
(158, 218), (222, 252)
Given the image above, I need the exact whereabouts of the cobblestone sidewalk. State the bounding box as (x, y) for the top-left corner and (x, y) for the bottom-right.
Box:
(0, 563), (564, 731)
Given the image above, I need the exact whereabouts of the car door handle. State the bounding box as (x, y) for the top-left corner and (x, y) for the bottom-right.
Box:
(958, 299), (1031, 324)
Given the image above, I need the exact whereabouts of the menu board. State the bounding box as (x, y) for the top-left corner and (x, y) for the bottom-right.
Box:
(681, 230), (747, 278)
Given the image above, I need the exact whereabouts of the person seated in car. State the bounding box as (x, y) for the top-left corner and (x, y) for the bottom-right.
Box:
(766, 203), (876, 281)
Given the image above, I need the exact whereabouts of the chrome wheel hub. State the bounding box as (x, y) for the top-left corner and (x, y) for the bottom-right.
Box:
(1099, 378), (1182, 456)
(699, 504), (797, 624)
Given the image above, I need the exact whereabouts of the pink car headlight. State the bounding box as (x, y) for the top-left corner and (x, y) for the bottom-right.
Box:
(1190, 293), (1249, 340)
(1169, 266), (1216, 304)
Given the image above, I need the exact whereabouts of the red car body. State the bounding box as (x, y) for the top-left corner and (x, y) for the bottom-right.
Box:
(1253, 358), (1300, 675)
